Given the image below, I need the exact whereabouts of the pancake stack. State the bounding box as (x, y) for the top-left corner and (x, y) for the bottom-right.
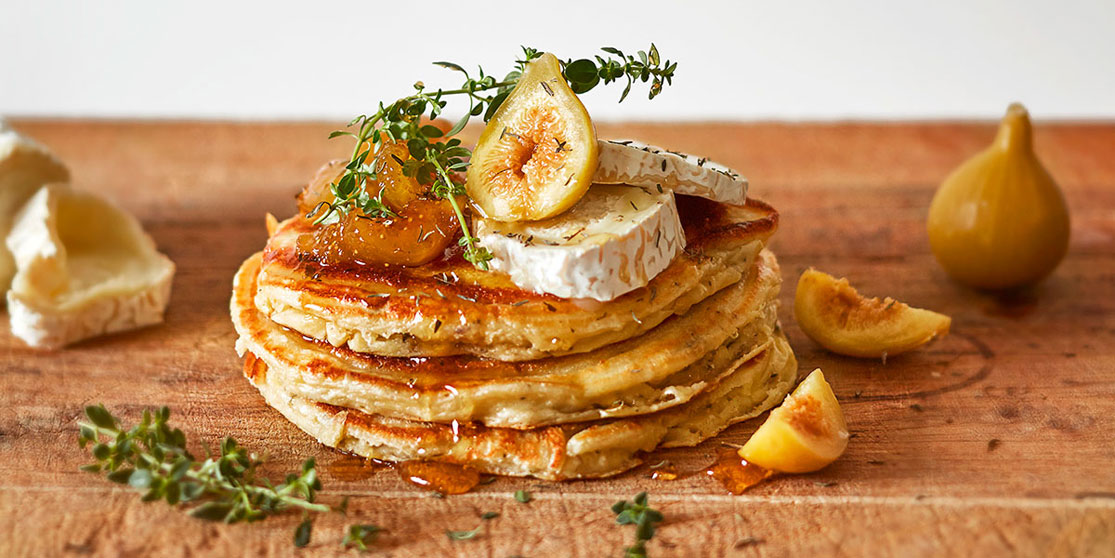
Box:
(231, 196), (797, 480)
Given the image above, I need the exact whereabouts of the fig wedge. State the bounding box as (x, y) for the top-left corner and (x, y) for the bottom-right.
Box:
(739, 369), (848, 473)
(467, 53), (598, 221)
(794, 268), (951, 358)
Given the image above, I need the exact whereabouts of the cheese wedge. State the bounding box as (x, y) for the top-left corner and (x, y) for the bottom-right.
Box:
(594, 139), (747, 205)
(6, 184), (175, 349)
(0, 122), (70, 297)
(476, 184), (685, 301)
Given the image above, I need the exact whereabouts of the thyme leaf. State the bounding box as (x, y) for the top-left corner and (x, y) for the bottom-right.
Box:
(294, 518), (313, 548)
(342, 524), (383, 552)
(446, 526), (483, 541)
(611, 492), (665, 558)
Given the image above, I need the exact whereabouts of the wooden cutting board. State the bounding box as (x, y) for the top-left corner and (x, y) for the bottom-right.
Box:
(1, 120), (1113, 557)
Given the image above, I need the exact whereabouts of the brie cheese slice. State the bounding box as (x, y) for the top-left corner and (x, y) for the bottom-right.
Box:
(594, 139), (748, 205)
(0, 122), (70, 296)
(6, 184), (175, 349)
(477, 184), (685, 301)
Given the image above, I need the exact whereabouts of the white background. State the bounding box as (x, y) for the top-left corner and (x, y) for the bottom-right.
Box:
(2, 0), (1113, 121)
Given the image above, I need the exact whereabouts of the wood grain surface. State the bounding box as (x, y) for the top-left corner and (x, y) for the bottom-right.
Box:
(1, 120), (1113, 557)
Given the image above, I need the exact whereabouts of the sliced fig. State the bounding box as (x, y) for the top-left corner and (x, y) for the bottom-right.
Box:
(739, 369), (849, 473)
(794, 268), (951, 358)
(467, 53), (598, 221)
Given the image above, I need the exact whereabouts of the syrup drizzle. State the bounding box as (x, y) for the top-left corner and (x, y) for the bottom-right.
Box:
(325, 453), (392, 482)
(648, 461), (681, 481)
(705, 448), (776, 494)
(397, 460), (481, 495)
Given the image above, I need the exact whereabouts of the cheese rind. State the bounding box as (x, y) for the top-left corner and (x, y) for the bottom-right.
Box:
(594, 139), (747, 205)
(477, 184), (685, 301)
(0, 122), (70, 296)
(6, 184), (175, 349)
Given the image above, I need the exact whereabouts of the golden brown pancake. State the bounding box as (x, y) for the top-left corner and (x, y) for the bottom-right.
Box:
(233, 249), (784, 428)
(242, 327), (797, 480)
(254, 197), (778, 361)
(231, 182), (798, 481)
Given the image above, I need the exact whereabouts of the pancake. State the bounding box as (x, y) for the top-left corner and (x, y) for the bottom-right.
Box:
(233, 249), (784, 428)
(254, 196), (778, 361)
(242, 327), (797, 480)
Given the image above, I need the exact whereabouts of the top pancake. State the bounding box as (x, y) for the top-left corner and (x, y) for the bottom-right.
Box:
(255, 196), (777, 361)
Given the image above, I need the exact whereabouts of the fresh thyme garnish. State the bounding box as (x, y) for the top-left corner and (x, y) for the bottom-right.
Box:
(78, 405), (330, 542)
(514, 489), (533, 503)
(342, 524), (383, 552)
(611, 492), (665, 558)
(318, 44), (677, 270)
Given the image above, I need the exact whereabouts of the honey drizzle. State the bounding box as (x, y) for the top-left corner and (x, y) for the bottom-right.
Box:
(397, 460), (481, 495)
(705, 448), (776, 495)
(649, 462), (681, 481)
(325, 453), (393, 482)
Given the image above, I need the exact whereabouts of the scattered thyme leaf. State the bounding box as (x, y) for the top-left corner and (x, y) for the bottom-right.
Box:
(342, 524), (382, 552)
(514, 489), (532, 503)
(294, 517), (313, 548)
(612, 492), (664, 558)
(446, 525), (483, 541)
(735, 536), (763, 549)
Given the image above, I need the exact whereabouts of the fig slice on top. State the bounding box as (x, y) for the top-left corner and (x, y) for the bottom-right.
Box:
(466, 53), (598, 222)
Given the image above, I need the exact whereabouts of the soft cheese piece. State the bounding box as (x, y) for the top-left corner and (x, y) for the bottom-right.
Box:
(476, 184), (685, 301)
(6, 184), (175, 349)
(594, 139), (748, 205)
(0, 121), (70, 296)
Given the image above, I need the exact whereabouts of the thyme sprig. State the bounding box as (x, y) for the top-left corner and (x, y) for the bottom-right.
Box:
(78, 405), (329, 531)
(317, 44), (676, 270)
(565, 44), (677, 101)
(612, 492), (665, 558)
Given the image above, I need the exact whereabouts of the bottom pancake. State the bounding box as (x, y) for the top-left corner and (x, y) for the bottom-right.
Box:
(242, 328), (797, 480)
